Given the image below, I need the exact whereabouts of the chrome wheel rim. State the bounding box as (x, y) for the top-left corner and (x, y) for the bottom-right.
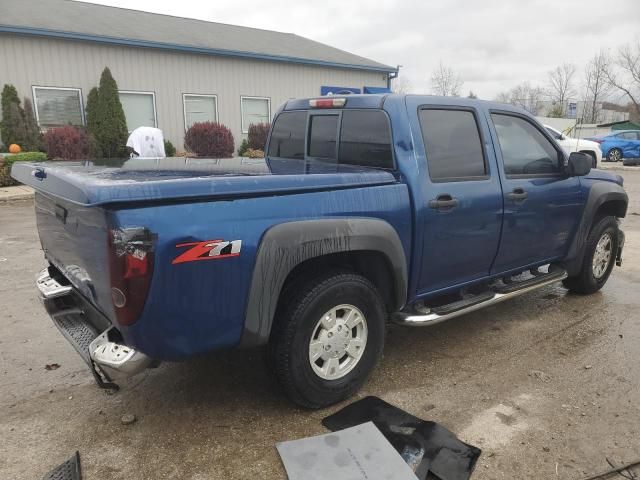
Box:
(608, 149), (621, 162)
(592, 232), (613, 279)
(308, 304), (367, 381)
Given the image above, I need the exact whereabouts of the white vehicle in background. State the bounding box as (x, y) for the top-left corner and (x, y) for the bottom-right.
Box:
(544, 125), (602, 168)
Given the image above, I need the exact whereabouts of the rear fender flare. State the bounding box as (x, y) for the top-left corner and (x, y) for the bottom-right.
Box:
(240, 218), (407, 347)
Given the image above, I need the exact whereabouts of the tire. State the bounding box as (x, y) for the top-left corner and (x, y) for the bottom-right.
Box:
(563, 216), (619, 294)
(607, 148), (622, 162)
(268, 271), (386, 408)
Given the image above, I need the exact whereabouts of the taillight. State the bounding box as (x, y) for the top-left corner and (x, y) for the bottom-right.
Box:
(309, 98), (346, 108)
(108, 227), (156, 326)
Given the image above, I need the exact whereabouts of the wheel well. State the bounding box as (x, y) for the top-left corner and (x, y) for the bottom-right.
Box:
(279, 251), (397, 312)
(595, 200), (627, 220)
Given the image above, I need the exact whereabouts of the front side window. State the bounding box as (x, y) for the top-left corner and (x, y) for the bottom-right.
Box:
(308, 115), (339, 159)
(339, 110), (393, 168)
(419, 109), (486, 180)
(267, 111), (306, 159)
(183, 94), (217, 129)
(32, 87), (83, 128)
(241, 97), (270, 133)
(491, 114), (561, 176)
(619, 131), (639, 140)
(119, 91), (156, 132)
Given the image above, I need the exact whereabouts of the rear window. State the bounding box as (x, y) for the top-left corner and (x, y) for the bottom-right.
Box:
(308, 115), (339, 159)
(268, 109), (394, 169)
(339, 110), (393, 168)
(267, 111), (306, 159)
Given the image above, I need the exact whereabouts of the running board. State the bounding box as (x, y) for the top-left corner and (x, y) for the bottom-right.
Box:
(392, 268), (567, 327)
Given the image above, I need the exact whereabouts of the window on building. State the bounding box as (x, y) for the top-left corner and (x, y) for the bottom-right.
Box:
(32, 87), (84, 128)
(308, 114), (339, 159)
(119, 91), (157, 132)
(241, 97), (270, 133)
(491, 113), (561, 175)
(267, 111), (306, 159)
(419, 109), (486, 180)
(183, 94), (217, 129)
(339, 110), (393, 168)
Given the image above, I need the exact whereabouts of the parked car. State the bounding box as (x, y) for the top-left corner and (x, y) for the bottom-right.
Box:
(586, 130), (640, 162)
(12, 95), (628, 408)
(544, 125), (602, 168)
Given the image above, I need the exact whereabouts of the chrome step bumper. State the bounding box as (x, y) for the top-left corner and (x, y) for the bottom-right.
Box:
(393, 268), (567, 327)
(35, 268), (152, 386)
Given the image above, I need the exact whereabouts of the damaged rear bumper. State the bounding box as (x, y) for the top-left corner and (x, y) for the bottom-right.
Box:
(36, 267), (153, 388)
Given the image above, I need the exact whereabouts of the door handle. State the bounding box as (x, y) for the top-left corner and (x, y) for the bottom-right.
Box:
(507, 188), (528, 201)
(429, 194), (459, 210)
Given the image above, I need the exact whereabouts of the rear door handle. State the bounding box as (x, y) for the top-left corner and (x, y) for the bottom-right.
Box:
(429, 194), (459, 210)
(507, 188), (528, 201)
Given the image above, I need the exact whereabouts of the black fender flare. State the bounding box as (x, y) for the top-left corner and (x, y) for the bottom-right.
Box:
(562, 182), (628, 276)
(240, 218), (408, 347)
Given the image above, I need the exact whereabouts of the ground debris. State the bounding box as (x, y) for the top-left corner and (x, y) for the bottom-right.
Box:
(528, 370), (551, 382)
(121, 413), (137, 425)
(44, 363), (60, 370)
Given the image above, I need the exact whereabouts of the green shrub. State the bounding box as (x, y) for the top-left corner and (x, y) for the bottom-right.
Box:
(88, 68), (128, 158)
(1, 84), (26, 148)
(164, 139), (176, 157)
(237, 138), (249, 156)
(4, 151), (47, 166)
(22, 98), (43, 152)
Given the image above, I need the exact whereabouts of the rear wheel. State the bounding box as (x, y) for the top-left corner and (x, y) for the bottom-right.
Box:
(563, 216), (619, 294)
(268, 271), (386, 408)
(607, 148), (622, 162)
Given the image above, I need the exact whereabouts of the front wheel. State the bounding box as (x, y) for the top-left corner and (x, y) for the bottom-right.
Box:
(268, 271), (386, 408)
(607, 148), (622, 162)
(563, 216), (619, 294)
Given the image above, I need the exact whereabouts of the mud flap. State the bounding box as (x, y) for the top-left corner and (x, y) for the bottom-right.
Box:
(323, 396), (481, 480)
(41, 451), (81, 480)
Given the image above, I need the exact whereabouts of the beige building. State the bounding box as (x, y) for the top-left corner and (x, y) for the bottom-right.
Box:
(0, 0), (395, 151)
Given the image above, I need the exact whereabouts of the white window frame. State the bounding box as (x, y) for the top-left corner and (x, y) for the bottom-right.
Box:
(118, 90), (158, 131)
(182, 93), (219, 131)
(31, 86), (85, 128)
(240, 96), (271, 134)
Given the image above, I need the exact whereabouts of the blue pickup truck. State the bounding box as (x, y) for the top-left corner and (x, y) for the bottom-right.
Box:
(13, 94), (628, 408)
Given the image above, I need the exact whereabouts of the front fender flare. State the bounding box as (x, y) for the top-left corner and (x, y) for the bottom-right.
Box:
(240, 218), (407, 347)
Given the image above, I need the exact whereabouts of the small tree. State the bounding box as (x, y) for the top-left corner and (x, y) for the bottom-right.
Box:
(247, 123), (270, 150)
(85, 87), (101, 156)
(546, 63), (577, 117)
(467, 90), (478, 99)
(93, 68), (128, 158)
(1, 84), (26, 148)
(583, 51), (613, 123)
(44, 126), (95, 160)
(22, 98), (43, 151)
(430, 61), (463, 96)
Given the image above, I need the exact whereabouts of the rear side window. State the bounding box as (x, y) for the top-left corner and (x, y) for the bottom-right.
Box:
(491, 114), (561, 175)
(339, 110), (393, 168)
(308, 115), (339, 159)
(419, 109), (486, 180)
(267, 111), (306, 159)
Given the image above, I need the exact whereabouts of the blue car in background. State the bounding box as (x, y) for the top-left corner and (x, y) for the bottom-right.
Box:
(587, 130), (640, 163)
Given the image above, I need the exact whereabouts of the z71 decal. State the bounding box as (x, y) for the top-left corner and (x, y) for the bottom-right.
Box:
(172, 239), (242, 265)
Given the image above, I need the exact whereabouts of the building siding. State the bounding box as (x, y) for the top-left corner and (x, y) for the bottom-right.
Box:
(0, 34), (388, 150)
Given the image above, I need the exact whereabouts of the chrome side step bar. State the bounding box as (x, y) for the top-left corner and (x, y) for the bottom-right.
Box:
(392, 268), (567, 327)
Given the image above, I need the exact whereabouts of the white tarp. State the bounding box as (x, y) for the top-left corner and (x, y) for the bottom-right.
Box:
(126, 127), (166, 158)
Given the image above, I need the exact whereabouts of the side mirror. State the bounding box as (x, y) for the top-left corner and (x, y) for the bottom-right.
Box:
(567, 152), (591, 176)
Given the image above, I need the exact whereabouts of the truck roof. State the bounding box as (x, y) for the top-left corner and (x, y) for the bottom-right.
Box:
(283, 94), (532, 116)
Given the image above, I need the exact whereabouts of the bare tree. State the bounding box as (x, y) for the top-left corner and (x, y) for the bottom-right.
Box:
(392, 76), (412, 94)
(430, 61), (463, 96)
(583, 51), (614, 123)
(547, 63), (577, 116)
(494, 82), (544, 115)
(605, 40), (640, 119)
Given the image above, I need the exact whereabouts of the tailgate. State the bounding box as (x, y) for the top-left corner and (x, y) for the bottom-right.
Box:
(35, 191), (116, 321)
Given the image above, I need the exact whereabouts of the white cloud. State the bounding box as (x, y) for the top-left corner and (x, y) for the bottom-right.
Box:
(84, 0), (640, 99)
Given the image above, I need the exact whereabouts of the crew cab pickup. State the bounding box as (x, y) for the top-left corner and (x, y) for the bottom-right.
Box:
(13, 94), (628, 408)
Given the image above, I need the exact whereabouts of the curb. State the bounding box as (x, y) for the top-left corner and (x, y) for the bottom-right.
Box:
(599, 164), (640, 172)
(0, 192), (34, 203)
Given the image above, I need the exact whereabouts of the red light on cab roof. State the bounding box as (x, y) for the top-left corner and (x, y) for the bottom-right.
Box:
(309, 98), (346, 108)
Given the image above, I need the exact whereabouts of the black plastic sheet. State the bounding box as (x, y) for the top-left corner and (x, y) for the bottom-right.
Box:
(41, 451), (82, 480)
(322, 396), (481, 480)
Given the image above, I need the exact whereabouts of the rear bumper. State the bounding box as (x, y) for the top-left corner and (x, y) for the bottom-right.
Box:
(36, 268), (153, 385)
